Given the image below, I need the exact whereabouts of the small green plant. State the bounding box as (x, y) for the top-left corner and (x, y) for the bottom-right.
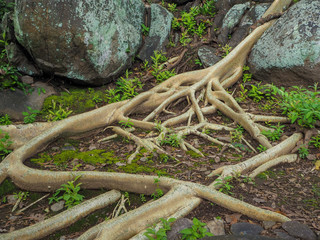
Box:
(230, 125), (243, 143)
(298, 146), (309, 159)
(221, 44), (232, 57)
(167, 3), (177, 12)
(46, 100), (73, 122)
(14, 191), (29, 201)
(272, 84), (320, 128)
(144, 218), (176, 240)
(154, 69), (176, 83)
(180, 31), (192, 46)
(0, 129), (12, 160)
(0, 1), (15, 20)
(119, 118), (134, 129)
(160, 133), (182, 147)
(180, 217), (213, 240)
(0, 114), (11, 125)
(22, 106), (40, 124)
(261, 123), (284, 142)
(124, 192), (131, 206)
(49, 175), (84, 209)
(214, 176), (234, 195)
(310, 135), (320, 148)
(195, 59), (203, 67)
(236, 84), (248, 102)
(141, 24), (150, 36)
(140, 194), (146, 203)
(151, 178), (164, 200)
(257, 144), (267, 152)
(242, 65), (252, 83)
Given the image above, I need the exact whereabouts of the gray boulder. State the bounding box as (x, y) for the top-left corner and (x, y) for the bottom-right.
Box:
(248, 0), (320, 86)
(138, 4), (173, 62)
(13, 0), (145, 85)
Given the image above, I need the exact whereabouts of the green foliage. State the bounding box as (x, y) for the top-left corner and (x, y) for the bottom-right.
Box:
(272, 84), (320, 128)
(221, 44), (232, 57)
(248, 83), (276, 103)
(154, 69), (176, 83)
(167, 3), (177, 12)
(194, 59), (203, 67)
(298, 146), (309, 159)
(119, 118), (134, 129)
(214, 176), (234, 195)
(140, 194), (146, 203)
(236, 84), (248, 102)
(180, 218), (213, 240)
(230, 125), (243, 143)
(0, 129), (12, 160)
(0, 114), (11, 125)
(257, 144), (267, 152)
(261, 123), (284, 142)
(242, 65), (252, 83)
(151, 178), (164, 200)
(144, 218), (176, 240)
(0, 0), (14, 20)
(310, 135), (320, 148)
(22, 106), (40, 124)
(14, 191), (29, 201)
(160, 133), (182, 147)
(116, 70), (144, 100)
(49, 175), (84, 209)
(46, 100), (73, 122)
(141, 24), (150, 36)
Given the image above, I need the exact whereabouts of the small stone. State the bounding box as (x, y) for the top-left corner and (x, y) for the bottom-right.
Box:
(198, 46), (221, 68)
(199, 167), (208, 172)
(140, 157), (148, 162)
(115, 162), (126, 166)
(51, 201), (65, 212)
(167, 218), (193, 240)
(7, 195), (17, 204)
(207, 218), (225, 236)
(8, 215), (20, 221)
(215, 156), (221, 163)
(21, 75), (34, 84)
(273, 229), (298, 240)
(61, 145), (76, 151)
(262, 221), (276, 230)
(282, 221), (317, 240)
(231, 222), (263, 236)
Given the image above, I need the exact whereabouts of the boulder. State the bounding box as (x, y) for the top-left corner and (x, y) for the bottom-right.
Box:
(138, 4), (173, 62)
(13, 0), (145, 85)
(248, 0), (320, 86)
(165, 0), (193, 5)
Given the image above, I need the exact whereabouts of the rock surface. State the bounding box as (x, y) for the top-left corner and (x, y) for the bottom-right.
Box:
(230, 222), (263, 236)
(138, 4), (173, 62)
(13, 0), (145, 85)
(248, 0), (320, 86)
(167, 218), (193, 240)
(282, 221), (317, 240)
(198, 46), (222, 67)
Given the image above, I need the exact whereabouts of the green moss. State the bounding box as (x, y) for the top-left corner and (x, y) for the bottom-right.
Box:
(186, 150), (202, 158)
(0, 179), (17, 197)
(31, 150), (120, 166)
(119, 163), (167, 176)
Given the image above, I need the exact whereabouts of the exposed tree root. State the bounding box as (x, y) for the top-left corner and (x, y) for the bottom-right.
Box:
(0, 1), (298, 239)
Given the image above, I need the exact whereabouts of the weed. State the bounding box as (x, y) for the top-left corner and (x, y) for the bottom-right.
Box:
(0, 129), (12, 160)
(298, 146), (309, 159)
(124, 192), (131, 206)
(119, 118), (134, 129)
(195, 59), (203, 67)
(0, 0), (14, 20)
(49, 175), (84, 209)
(310, 135), (320, 148)
(144, 218), (176, 240)
(242, 65), (252, 83)
(141, 24), (150, 36)
(46, 100), (73, 122)
(0, 114), (11, 125)
(230, 125), (243, 143)
(155, 69), (176, 83)
(180, 217), (213, 240)
(180, 31), (192, 46)
(151, 178), (164, 200)
(261, 123), (284, 142)
(236, 84), (248, 102)
(214, 176), (234, 195)
(14, 191), (29, 201)
(22, 106), (40, 124)
(272, 84), (320, 128)
(257, 144), (267, 152)
(160, 133), (182, 147)
(140, 194), (146, 203)
(167, 3), (177, 12)
(221, 44), (232, 57)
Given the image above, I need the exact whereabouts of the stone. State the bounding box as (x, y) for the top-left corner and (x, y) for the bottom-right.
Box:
(166, 218), (193, 240)
(282, 221), (317, 240)
(21, 75), (34, 85)
(207, 218), (226, 236)
(7, 194), (17, 204)
(50, 200), (65, 212)
(198, 46), (222, 67)
(230, 222), (263, 236)
(165, 0), (193, 5)
(248, 0), (320, 86)
(138, 4), (173, 62)
(262, 220), (276, 230)
(0, 81), (56, 120)
(13, 0), (145, 85)
(273, 229), (298, 240)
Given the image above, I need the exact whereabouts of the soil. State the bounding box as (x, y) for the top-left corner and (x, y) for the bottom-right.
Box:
(0, 1), (319, 239)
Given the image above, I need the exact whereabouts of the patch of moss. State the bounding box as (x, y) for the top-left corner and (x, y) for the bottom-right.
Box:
(119, 163), (167, 176)
(0, 179), (17, 197)
(31, 150), (120, 166)
(186, 150), (202, 158)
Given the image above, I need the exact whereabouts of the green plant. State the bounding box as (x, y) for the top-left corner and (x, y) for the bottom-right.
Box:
(230, 125), (243, 143)
(298, 146), (309, 159)
(199, 0), (216, 17)
(221, 44), (232, 57)
(141, 24), (150, 36)
(195, 59), (203, 67)
(124, 192), (131, 206)
(236, 84), (248, 102)
(0, 129), (12, 160)
(151, 178), (164, 200)
(0, 114), (11, 125)
(242, 65), (252, 83)
(160, 133), (182, 147)
(144, 218), (176, 240)
(180, 31), (192, 46)
(180, 217), (213, 240)
(214, 176), (234, 195)
(46, 100), (73, 122)
(310, 135), (320, 148)
(119, 118), (134, 129)
(257, 144), (267, 152)
(261, 123), (284, 142)
(140, 194), (146, 203)
(0, 1), (14, 20)
(14, 191), (29, 201)
(154, 69), (176, 83)
(22, 106), (40, 124)
(49, 175), (84, 209)
(167, 3), (177, 12)
(272, 84), (320, 128)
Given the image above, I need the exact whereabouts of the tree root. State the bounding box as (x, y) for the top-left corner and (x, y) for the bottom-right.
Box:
(0, 1), (296, 239)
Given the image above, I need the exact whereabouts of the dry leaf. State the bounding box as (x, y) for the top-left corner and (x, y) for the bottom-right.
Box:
(225, 213), (242, 224)
(315, 160), (320, 170)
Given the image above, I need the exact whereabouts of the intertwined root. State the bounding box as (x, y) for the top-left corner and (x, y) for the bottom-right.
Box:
(0, 1), (298, 239)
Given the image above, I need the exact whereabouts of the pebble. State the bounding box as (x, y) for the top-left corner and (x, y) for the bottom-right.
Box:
(51, 201), (65, 212)
(231, 222), (263, 236)
(207, 218), (225, 236)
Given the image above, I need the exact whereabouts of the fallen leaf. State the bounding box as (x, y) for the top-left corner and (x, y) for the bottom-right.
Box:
(225, 213), (242, 224)
(315, 160), (320, 170)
